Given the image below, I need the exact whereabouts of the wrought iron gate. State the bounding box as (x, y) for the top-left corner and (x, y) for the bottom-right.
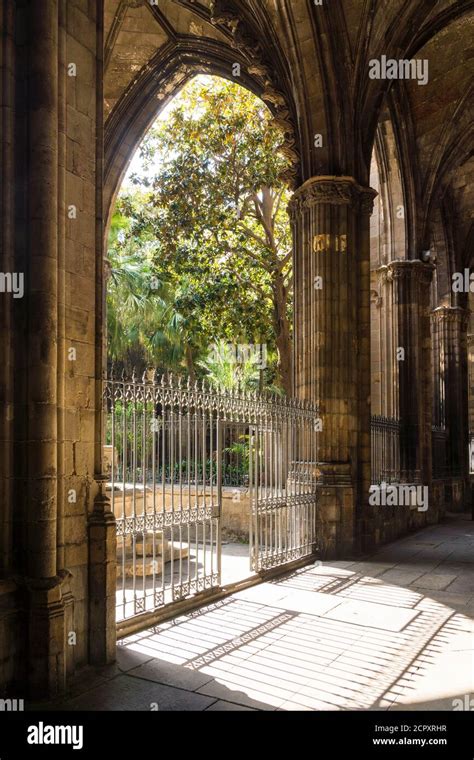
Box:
(249, 407), (319, 571)
(104, 371), (319, 623)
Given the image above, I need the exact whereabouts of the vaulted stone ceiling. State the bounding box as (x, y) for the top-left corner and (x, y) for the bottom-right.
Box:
(104, 0), (224, 119)
(103, 0), (473, 263)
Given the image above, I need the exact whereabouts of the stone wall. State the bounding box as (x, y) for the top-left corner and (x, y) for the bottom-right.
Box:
(62, 0), (102, 679)
(0, 0), (472, 700)
(0, 0), (109, 698)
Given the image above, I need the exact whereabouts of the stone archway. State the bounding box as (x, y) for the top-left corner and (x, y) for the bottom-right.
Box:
(103, 45), (300, 230)
(103, 70), (314, 630)
(2, 0), (473, 701)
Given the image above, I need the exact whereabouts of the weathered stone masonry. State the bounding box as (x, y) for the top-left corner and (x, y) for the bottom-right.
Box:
(0, 0), (472, 699)
(0, 0), (112, 698)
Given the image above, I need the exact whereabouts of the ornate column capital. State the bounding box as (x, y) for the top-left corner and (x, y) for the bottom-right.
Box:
(431, 305), (470, 328)
(288, 176), (377, 220)
(379, 259), (435, 286)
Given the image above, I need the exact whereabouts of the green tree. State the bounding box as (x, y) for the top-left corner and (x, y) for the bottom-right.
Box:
(198, 340), (261, 392)
(107, 210), (185, 373)
(121, 75), (294, 394)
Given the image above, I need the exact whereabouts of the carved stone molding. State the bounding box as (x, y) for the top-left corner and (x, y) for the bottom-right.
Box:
(314, 462), (352, 487)
(288, 176), (377, 220)
(261, 86), (287, 108)
(247, 62), (269, 78)
(370, 288), (382, 307)
(270, 114), (294, 135)
(375, 264), (390, 286)
(431, 306), (470, 328)
(209, 0), (240, 29)
(378, 259), (435, 287)
(359, 189), (377, 216)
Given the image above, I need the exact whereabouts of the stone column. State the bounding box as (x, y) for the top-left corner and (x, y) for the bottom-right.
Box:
(372, 267), (398, 420)
(379, 260), (434, 485)
(25, 0), (70, 698)
(289, 176), (376, 555)
(88, 0), (117, 666)
(432, 306), (470, 510)
(468, 331), (474, 435)
(0, 0), (15, 576)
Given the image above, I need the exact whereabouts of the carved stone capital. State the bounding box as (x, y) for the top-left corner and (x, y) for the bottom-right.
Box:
(379, 259), (435, 287)
(288, 176), (377, 220)
(431, 306), (470, 328)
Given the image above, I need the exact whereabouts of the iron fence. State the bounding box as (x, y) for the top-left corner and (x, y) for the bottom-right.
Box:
(104, 371), (320, 622)
(106, 418), (249, 487)
(371, 415), (400, 483)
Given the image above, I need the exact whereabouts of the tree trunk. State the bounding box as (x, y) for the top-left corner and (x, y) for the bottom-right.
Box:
(273, 274), (292, 396)
(185, 343), (196, 383)
(256, 187), (293, 397)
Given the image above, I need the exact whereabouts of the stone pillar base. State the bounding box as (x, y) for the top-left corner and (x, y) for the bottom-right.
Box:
(316, 463), (355, 558)
(88, 483), (117, 666)
(26, 571), (72, 700)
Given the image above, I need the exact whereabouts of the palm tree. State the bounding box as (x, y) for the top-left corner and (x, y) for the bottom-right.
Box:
(198, 340), (261, 391)
(107, 212), (205, 375)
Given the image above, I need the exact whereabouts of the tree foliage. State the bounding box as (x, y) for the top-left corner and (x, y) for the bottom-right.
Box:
(107, 75), (293, 392)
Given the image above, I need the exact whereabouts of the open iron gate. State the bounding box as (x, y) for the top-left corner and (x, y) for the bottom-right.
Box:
(249, 416), (319, 572)
(104, 372), (319, 624)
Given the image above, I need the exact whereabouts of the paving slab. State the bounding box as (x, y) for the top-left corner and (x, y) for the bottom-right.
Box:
(276, 589), (343, 616)
(411, 573), (458, 591)
(377, 568), (426, 585)
(322, 599), (419, 632)
(126, 658), (215, 691)
(116, 644), (155, 671)
(61, 674), (216, 711)
(196, 677), (281, 710)
(205, 700), (257, 711)
(445, 577), (474, 594)
(45, 516), (474, 713)
(232, 583), (290, 604)
(342, 562), (395, 576)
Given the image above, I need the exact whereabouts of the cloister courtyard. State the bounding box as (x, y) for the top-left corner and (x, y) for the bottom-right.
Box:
(42, 516), (473, 712)
(0, 3), (473, 748)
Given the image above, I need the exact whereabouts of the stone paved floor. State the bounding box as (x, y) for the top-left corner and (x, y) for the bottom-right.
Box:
(51, 515), (474, 711)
